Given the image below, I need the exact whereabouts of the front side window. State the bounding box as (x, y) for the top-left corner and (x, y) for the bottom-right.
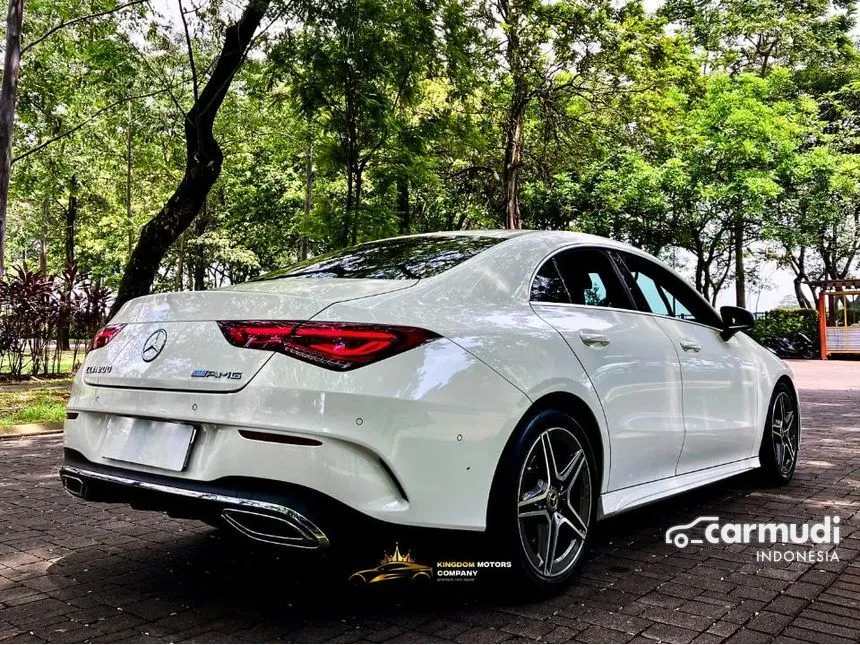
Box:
(618, 252), (721, 327)
(531, 248), (628, 309)
(632, 271), (672, 316)
(257, 235), (503, 281)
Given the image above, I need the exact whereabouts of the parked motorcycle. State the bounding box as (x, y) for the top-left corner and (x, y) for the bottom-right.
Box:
(764, 332), (818, 359)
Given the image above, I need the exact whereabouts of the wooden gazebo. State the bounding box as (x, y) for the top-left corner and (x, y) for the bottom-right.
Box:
(810, 279), (860, 359)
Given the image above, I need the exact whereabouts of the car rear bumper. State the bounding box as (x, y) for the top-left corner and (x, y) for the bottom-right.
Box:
(60, 449), (492, 556)
(60, 449), (378, 550)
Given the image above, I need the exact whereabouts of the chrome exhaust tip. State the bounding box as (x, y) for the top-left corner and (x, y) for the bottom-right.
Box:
(221, 507), (328, 550)
(62, 475), (85, 498)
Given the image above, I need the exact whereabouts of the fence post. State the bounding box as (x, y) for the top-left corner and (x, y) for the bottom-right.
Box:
(818, 291), (827, 360)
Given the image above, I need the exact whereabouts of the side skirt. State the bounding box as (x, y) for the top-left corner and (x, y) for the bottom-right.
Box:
(598, 457), (760, 519)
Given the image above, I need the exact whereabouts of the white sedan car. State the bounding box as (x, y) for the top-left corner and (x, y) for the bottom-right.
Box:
(61, 231), (800, 593)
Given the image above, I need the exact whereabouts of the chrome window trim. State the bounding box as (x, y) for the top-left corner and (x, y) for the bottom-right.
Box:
(528, 243), (725, 334)
(529, 300), (726, 335)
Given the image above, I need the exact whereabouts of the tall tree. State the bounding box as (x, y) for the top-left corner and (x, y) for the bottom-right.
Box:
(275, 0), (448, 245)
(111, 0), (272, 314)
(482, 0), (650, 229)
(0, 0), (25, 278)
(0, 0), (146, 277)
(663, 0), (859, 305)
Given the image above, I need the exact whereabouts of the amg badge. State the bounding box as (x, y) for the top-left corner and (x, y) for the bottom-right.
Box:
(191, 370), (243, 380)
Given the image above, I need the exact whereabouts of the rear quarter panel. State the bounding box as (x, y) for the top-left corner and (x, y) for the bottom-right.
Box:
(318, 292), (613, 495)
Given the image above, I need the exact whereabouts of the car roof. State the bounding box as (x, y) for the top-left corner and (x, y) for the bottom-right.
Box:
(395, 229), (708, 309)
(381, 229), (533, 241)
(384, 229), (644, 253)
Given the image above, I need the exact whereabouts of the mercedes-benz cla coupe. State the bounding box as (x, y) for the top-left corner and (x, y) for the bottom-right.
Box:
(61, 231), (800, 593)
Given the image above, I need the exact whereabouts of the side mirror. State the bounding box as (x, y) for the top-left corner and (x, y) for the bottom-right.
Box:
(720, 305), (756, 340)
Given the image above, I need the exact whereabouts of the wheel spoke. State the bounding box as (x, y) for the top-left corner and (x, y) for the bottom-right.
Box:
(543, 513), (559, 575)
(784, 410), (795, 430)
(784, 436), (796, 465)
(559, 450), (584, 488)
(562, 504), (589, 541)
(540, 433), (555, 484)
(518, 488), (548, 519)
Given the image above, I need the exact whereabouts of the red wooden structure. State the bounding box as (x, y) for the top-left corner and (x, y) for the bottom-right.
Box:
(811, 279), (860, 359)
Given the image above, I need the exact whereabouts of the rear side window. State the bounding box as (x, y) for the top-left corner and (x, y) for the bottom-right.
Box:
(531, 260), (569, 303)
(531, 248), (629, 309)
(257, 236), (503, 281)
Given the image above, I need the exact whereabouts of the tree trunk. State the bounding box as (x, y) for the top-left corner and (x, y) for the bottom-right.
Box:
(501, 0), (525, 230)
(39, 196), (47, 273)
(111, 0), (270, 316)
(193, 198), (207, 290)
(300, 137), (312, 260)
(733, 218), (746, 308)
(351, 166), (363, 246)
(126, 99), (134, 261)
(0, 0), (25, 278)
(396, 177), (409, 234)
(789, 247), (811, 309)
(175, 232), (185, 291)
(343, 159), (354, 246)
(503, 108), (525, 229)
(60, 179), (76, 353)
(64, 176), (77, 266)
(793, 279), (811, 309)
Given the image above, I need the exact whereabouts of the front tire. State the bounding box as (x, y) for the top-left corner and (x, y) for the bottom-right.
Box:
(491, 410), (598, 595)
(759, 384), (800, 485)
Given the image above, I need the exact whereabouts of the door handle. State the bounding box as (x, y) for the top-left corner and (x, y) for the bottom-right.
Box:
(580, 332), (610, 348)
(680, 340), (701, 353)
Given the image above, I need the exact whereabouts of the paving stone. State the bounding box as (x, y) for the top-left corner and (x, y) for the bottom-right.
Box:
(0, 382), (855, 643)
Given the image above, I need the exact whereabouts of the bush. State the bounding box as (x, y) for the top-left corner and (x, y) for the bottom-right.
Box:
(750, 308), (819, 347)
(0, 263), (112, 378)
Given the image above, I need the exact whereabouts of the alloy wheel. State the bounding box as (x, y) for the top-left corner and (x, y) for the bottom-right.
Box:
(771, 391), (799, 476)
(516, 427), (592, 579)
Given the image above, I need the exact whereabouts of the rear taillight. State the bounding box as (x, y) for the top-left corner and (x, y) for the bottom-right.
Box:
(90, 324), (126, 350)
(217, 321), (439, 371)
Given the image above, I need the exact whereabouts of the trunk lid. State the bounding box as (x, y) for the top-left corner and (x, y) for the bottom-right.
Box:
(85, 278), (415, 392)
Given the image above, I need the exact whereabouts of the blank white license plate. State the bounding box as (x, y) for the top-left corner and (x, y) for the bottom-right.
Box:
(102, 416), (196, 472)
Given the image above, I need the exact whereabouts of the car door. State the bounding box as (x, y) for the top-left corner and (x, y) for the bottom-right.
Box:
(614, 251), (758, 474)
(530, 247), (685, 491)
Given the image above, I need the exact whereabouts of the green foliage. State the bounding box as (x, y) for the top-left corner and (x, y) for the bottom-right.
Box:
(3, 0), (860, 307)
(750, 308), (820, 347)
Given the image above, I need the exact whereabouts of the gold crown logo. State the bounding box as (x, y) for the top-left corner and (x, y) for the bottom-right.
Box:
(380, 542), (415, 565)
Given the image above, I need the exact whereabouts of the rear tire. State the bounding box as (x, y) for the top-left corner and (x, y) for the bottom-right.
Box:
(759, 383), (800, 485)
(490, 409), (598, 596)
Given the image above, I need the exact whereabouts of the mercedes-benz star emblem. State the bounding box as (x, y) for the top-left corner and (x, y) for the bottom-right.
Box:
(141, 329), (168, 362)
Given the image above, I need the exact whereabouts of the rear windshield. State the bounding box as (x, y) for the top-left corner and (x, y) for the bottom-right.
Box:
(257, 235), (503, 281)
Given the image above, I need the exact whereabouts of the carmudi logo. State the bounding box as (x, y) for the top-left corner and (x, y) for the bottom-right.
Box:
(665, 516), (841, 563)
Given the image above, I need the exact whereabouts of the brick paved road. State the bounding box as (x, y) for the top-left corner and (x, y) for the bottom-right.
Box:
(0, 364), (858, 643)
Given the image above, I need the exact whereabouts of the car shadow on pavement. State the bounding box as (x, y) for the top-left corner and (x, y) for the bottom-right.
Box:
(43, 467), (773, 626)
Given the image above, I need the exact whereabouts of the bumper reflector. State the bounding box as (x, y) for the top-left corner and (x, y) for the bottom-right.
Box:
(238, 429), (322, 446)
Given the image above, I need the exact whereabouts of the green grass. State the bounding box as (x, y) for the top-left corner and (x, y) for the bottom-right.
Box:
(0, 349), (84, 380)
(0, 387), (69, 426)
(54, 349), (82, 374)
